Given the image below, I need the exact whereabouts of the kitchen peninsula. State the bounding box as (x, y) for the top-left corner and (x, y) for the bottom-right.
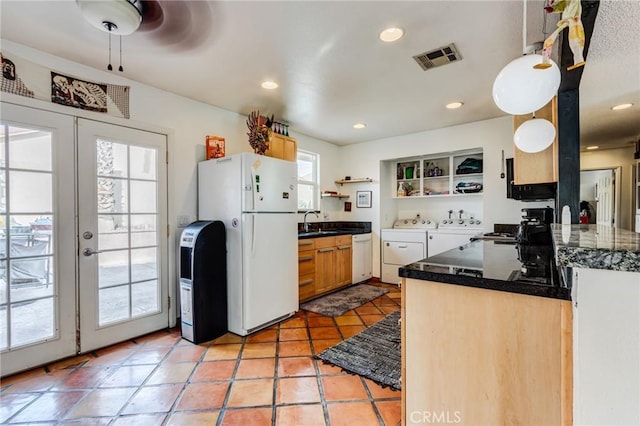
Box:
(552, 224), (640, 426)
(399, 239), (572, 425)
(399, 224), (640, 426)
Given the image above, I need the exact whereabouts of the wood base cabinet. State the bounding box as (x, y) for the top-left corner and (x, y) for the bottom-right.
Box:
(402, 278), (572, 426)
(298, 235), (352, 302)
(298, 239), (316, 301)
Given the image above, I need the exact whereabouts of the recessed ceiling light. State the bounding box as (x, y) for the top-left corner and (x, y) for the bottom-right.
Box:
(586, 146), (599, 150)
(261, 81), (278, 90)
(379, 27), (404, 42)
(353, 123), (366, 129)
(611, 103), (632, 110)
(446, 102), (464, 109)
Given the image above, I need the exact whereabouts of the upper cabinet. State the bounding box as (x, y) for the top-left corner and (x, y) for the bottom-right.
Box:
(513, 97), (558, 184)
(393, 149), (483, 198)
(265, 134), (297, 162)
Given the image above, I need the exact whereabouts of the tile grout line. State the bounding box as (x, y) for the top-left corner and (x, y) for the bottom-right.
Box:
(110, 331), (179, 424)
(215, 332), (247, 426)
(161, 336), (212, 425)
(271, 321), (282, 426)
(308, 310), (334, 426)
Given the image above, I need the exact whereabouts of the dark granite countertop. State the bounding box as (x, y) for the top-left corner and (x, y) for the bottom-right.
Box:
(298, 221), (371, 239)
(399, 240), (571, 300)
(551, 224), (640, 272)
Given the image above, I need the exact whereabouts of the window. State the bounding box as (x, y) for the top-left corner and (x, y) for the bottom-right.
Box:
(297, 150), (319, 211)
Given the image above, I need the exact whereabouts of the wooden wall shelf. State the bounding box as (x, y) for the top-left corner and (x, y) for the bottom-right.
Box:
(335, 178), (373, 185)
(322, 193), (350, 199)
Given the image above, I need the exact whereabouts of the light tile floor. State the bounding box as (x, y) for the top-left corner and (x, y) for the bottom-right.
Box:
(1, 283), (401, 425)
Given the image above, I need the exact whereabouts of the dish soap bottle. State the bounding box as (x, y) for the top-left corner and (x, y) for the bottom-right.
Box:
(397, 183), (405, 197)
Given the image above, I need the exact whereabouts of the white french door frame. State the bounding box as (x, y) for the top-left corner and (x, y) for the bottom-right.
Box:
(77, 118), (169, 353)
(1, 97), (175, 375)
(0, 103), (77, 376)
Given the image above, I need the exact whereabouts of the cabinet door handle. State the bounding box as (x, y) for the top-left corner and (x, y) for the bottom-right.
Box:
(299, 279), (314, 286)
(429, 236), (433, 240)
(398, 244), (408, 248)
(318, 248), (335, 253)
(299, 241), (313, 246)
(299, 256), (313, 262)
(338, 245), (351, 250)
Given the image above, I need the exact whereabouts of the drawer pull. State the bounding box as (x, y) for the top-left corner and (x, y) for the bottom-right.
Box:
(299, 256), (313, 262)
(338, 245), (351, 250)
(398, 244), (408, 249)
(318, 247), (335, 253)
(299, 279), (314, 286)
(299, 241), (313, 246)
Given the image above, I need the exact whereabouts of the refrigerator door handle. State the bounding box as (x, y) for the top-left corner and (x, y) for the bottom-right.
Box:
(250, 168), (257, 211)
(251, 215), (256, 254)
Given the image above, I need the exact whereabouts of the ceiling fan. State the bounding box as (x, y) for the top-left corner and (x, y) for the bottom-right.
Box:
(75, 0), (214, 69)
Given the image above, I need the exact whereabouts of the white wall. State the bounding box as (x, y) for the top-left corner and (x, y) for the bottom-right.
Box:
(1, 40), (340, 321)
(335, 117), (552, 278)
(581, 146), (636, 230)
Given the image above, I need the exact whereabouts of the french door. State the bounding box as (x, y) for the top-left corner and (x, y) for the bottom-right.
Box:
(0, 104), (76, 375)
(0, 103), (168, 376)
(77, 119), (168, 352)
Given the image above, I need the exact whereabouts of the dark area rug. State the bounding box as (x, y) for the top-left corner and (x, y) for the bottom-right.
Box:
(316, 311), (401, 390)
(300, 284), (389, 317)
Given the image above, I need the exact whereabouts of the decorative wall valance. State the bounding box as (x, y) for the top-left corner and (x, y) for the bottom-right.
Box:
(1, 51), (130, 119)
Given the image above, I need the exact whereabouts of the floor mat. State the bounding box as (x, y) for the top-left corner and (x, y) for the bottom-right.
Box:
(300, 284), (389, 317)
(316, 311), (401, 390)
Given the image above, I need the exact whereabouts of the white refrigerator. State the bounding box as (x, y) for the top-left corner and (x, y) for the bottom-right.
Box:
(198, 153), (298, 335)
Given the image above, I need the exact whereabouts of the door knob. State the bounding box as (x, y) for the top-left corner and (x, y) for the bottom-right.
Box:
(82, 248), (103, 256)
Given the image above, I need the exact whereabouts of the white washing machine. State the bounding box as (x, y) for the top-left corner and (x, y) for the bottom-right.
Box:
(381, 217), (436, 284)
(428, 217), (483, 257)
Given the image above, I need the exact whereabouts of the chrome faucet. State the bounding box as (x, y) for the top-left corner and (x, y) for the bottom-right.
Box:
(303, 210), (319, 233)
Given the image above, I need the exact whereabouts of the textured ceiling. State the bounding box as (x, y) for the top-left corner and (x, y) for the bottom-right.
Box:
(0, 0), (638, 148)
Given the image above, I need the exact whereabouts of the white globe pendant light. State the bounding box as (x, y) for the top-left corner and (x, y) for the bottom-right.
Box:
(514, 118), (556, 153)
(493, 54), (560, 115)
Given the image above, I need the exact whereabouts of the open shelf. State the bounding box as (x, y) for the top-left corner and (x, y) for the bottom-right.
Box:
(393, 150), (483, 198)
(321, 193), (350, 199)
(335, 178), (373, 185)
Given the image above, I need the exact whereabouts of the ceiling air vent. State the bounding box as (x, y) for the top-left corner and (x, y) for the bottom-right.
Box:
(413, 43), (462, 71)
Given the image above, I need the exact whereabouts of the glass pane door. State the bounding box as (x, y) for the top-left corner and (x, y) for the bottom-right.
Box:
(78, 119), (168, 352)
(0, 103), (76, 376)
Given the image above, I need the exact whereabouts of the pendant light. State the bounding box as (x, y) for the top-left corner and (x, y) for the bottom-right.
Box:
(514, 116), (556, 153)
(492, 0), (560, 115)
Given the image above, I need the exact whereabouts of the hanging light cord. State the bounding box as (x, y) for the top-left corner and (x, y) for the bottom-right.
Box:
(543, 0), (550, 39)
(107, 31), (113, 71)
(118, 35), (123, 72)
(522, 0), (527, 54)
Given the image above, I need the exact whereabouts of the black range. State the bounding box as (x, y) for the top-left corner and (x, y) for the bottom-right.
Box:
(399, 239), (571, 300)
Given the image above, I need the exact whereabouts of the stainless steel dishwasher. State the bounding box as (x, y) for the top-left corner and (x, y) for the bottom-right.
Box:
(352, 233), (372, 284)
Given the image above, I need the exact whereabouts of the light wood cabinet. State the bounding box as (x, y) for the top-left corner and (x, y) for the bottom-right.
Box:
(314, 237), (336, 294)
(298, 235), (353, 302)
(335, 235), (352, 287)
(402, 277), (572, 426)
(265, 133), (297, 162)
(513, 97), (558, 184)
(298, 239), (316, 301)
